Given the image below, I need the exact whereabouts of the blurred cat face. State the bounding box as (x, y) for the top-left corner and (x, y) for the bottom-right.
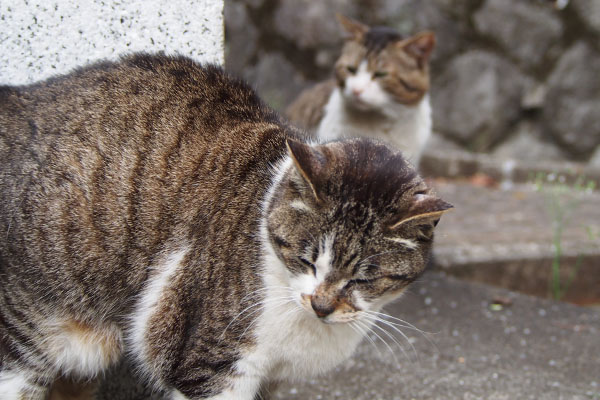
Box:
(333, 18), (435, 111)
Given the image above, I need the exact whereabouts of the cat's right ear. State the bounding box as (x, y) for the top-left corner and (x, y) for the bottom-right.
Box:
(285, 139), (325, 203)
(388, 193), (453, 238)
(336, 14), (368, 42)
(399, 32), (436, 68)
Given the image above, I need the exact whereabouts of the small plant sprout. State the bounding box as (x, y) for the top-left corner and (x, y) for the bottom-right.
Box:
(532, 172), (598, 300)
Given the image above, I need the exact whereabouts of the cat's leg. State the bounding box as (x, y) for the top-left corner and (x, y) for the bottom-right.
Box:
(170, 373), (262, 400)
(0, 368), (52, 400)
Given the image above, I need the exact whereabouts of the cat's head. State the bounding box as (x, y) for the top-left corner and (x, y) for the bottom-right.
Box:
(264, 138), (451, 324)
(333, 15), (435, 113)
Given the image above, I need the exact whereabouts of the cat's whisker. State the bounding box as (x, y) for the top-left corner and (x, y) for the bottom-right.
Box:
(350, 321), (382, 359)
(359, 312), (424, 360)
(239, 285), (295, 303)
(219, 296), (298, 342)
(235, 297), (300, 344)
(362, 310), (439, 353)
(364, 310), (433, 335)
(355, 319), (400, 364)
(367, 320), (410, 364)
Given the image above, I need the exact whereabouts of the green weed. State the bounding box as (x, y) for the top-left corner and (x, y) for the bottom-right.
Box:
(532, 172), (597, 300)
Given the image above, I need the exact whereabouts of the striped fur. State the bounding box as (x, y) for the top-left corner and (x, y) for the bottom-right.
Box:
(0, 54), (450, 399)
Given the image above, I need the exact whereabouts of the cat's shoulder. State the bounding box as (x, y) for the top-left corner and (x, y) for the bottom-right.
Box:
(285, 79), (336, 133)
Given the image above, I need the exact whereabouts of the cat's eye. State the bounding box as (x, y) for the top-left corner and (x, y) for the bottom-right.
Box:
(273, 235), (290, 249)
(298, 257), (317, 276)
(346, 66), (357, 74)
(373, 71), (388, 78)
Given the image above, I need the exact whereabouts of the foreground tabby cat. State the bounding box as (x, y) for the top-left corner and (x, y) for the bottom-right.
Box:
(0, 53), (451, 400)
(287, 15), (435, 166)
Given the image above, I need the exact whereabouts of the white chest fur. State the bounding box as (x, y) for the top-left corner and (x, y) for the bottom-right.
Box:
(317, 88), (432, 166)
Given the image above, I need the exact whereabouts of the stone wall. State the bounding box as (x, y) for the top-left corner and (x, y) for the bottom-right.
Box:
(225, 0), (600, 166)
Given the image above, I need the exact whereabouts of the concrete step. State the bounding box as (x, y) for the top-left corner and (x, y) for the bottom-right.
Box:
(430, 180), (600, 304)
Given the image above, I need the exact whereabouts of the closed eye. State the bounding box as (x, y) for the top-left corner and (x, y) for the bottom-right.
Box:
(348, 273), (412, 286)
(346, 66), (357, 74)
(373, 71), (388, 78)
(298, 256), (317, 276)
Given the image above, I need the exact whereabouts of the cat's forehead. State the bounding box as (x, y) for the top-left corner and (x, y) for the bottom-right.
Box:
(339, 32), (418, 70)
(318, 140), (422, 208)
(363, 26), (402, 54)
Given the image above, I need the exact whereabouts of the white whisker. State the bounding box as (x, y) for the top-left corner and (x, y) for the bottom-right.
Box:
(355, 319), (398, 363)
(368, 319), (410, 363)
(350, 321), (382, 358)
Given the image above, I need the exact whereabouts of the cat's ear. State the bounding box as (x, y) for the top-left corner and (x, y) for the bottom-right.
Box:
(336, 14), (368, 42)
(285, 139), (325, 202)
(389, 193), (452, 233)
(399, 32), (436, 67)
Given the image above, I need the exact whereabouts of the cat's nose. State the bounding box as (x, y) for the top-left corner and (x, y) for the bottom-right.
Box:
(352, 88), (363, 97)
(310, 297), (335, 318)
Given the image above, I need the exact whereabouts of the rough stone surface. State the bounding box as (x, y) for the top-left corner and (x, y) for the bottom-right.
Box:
(543, 42), (600, 156)
(273, 0), (354, 50)
(0, 0), (224, 85)
(224, 1), (259, 74)
(96, 272), (600, 400)
(572, 0), (600, 34)
(431, 51), (532, 150)
(243, 51), (308, 110)
(590, 146), (600, 168)
(474, 0), (563, 69)
(373, 0), (468, 64)
(492, 121), (570, 162)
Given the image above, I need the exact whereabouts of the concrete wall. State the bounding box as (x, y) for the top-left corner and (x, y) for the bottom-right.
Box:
(0, 0), (224, 85)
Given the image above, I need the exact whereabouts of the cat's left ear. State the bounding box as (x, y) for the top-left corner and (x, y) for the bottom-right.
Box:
(389, 193), (452, 231)
(336, 14), (368, 42)
(399, 32), (436, 68)
(285, 139), (325, 202)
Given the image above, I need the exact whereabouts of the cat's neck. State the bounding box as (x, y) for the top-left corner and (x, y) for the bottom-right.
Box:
(317, 88), (431, 166)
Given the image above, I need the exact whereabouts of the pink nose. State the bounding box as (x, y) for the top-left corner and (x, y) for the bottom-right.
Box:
(352, 88), (363, 97)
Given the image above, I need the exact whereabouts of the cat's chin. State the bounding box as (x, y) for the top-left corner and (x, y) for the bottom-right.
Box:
(342, 95), (380, 113)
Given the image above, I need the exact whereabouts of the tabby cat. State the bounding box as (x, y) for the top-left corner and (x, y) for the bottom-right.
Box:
(286, 15), (435, 166)
(0, 53), (451, 400)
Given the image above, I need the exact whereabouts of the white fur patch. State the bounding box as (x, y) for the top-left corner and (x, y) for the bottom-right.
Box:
(0, 370), (34, 400)
(171, 389), (190, 400)
(317, 87), (432, 166)
(127, 248), (189, 382)
(41, 320), (122, 379)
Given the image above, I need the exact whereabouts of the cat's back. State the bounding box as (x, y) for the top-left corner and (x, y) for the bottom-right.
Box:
(285, 79), (336, 133)
(0, 53), (294, 315)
